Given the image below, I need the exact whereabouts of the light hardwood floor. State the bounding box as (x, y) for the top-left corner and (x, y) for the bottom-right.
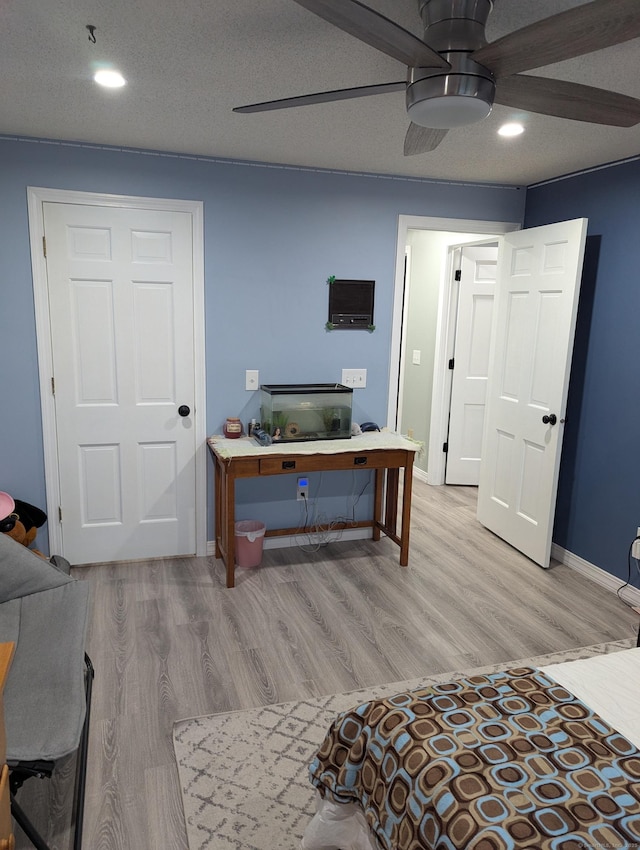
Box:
(14, 482), (639, 849)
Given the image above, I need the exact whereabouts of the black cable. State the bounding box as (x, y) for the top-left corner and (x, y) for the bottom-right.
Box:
(616, 535), (640, 609)
(327, 472), (373, 541)
(349, 473), (372, 518)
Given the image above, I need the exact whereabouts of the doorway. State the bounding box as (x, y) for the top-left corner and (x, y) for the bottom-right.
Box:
(391, 215), (588, 570)
(388, 215), (520, 483)
(28, 187), (207, 563)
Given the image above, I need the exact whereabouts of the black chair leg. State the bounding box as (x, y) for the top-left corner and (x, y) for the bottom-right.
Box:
(10, 793), (52, 850)
(73, 654), (94, 850)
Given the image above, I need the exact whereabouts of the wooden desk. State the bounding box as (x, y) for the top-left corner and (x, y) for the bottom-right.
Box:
(0, 643), (14, 850)
(208, 432), (418, 588)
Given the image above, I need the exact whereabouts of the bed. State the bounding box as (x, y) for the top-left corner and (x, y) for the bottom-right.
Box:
(302, 647), (640, 850)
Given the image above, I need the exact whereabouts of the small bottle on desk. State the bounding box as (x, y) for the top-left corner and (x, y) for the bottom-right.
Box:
(223, 417), (243, 438)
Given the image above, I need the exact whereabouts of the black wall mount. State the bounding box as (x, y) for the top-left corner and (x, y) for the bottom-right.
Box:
(327, 279), (375, 330)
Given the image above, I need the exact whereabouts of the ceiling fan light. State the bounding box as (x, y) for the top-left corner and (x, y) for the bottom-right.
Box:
(408, 95), (492, 129)
(406, 71), (495, 129)
(93, 69), (126, 89)
(498, 122), (524, 137)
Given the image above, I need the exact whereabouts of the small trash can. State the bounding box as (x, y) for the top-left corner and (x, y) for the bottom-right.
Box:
(235, 520), (266, 568)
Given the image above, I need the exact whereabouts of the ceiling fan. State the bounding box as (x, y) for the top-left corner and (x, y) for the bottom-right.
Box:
(233, 0), (640, 155)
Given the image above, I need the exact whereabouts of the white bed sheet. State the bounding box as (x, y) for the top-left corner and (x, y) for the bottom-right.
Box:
(302, 647), (640, 850)
(539, 646), (640, 749)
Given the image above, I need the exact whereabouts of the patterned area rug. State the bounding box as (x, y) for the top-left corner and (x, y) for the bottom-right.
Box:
(172, 639), (634, 850)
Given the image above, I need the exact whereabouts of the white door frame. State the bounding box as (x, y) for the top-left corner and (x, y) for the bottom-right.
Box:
(27, 186), (208, 558)
(394, 244), (412, 434)
(387, 215), (520, 483)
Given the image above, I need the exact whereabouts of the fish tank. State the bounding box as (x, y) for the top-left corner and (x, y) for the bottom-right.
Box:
(260, 384), (353, 442)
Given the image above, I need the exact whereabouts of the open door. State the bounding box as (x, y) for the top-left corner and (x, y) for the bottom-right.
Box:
(445, 245), (498, 485)
(477, 219), (588, 568)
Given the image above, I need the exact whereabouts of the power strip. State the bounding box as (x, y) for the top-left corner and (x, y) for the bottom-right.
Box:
(632, 528), (640, 560)
(297, 477), (309, 501)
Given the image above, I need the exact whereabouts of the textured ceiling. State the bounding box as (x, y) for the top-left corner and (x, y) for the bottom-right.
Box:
(3, 0), (640, 186)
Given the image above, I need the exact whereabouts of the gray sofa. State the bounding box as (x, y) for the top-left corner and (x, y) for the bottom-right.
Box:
(0, 532), (92, 850)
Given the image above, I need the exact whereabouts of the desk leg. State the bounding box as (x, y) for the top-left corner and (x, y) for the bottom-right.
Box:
(214, 456), (222, 559)
(225, 473), (236, 588)
(385, 468), (399, 537)
(373, 468), (383, 541)
(399, 459), (414, 566)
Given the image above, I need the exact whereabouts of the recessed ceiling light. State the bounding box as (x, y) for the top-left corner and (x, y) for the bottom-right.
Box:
(498, 122), (524, 137)
(93, 69), (126, 88)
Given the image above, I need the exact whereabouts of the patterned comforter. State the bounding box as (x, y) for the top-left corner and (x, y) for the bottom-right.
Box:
(308, 667), (640, 850)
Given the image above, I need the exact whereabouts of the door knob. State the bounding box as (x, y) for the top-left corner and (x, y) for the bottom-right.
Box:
(542, 413), (557, 426)
(178, 405), (191, 417)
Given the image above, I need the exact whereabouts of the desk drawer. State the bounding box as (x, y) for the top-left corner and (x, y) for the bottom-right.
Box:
(259, 450), (409, 475)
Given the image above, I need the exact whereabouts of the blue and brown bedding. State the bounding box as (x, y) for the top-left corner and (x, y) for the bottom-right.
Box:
(309, 666), (640, 849)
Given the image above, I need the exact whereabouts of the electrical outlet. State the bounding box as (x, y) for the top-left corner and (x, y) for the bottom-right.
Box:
(245, 370), (259, 391)
(297, 476), (309, 501)
(341, 368), (367, 388)
(633, 527), (640, 560)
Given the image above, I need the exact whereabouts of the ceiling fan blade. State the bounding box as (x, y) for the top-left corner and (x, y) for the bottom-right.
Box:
(233, 81), (406, 114)
(292, 0), (449, 69)
(495, 75), (640, 127)
(404, 123), (448, 155)
(473, 0), (640, 78)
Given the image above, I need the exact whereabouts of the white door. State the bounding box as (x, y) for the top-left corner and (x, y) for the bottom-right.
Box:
(445, 245), (498, 485)
(477, 218), (588, 567)
(43, 201), (198, 564)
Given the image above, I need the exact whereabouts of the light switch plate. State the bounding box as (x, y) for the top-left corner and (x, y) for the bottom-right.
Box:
(341, 368), (367, 388)
(245, 370), (259, 391)
(412, 349), (421, 365)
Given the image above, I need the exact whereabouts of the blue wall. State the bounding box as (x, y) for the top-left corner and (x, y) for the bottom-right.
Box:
(3, 135), (635, 583)
(525, 159), (640, 584)
(0, 136), (524, 550)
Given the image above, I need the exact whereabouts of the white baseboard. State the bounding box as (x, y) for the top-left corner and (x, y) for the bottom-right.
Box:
(552, 543), (640, 607)
(206, 527), (372, 557)
(413, 467), (428, 484)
